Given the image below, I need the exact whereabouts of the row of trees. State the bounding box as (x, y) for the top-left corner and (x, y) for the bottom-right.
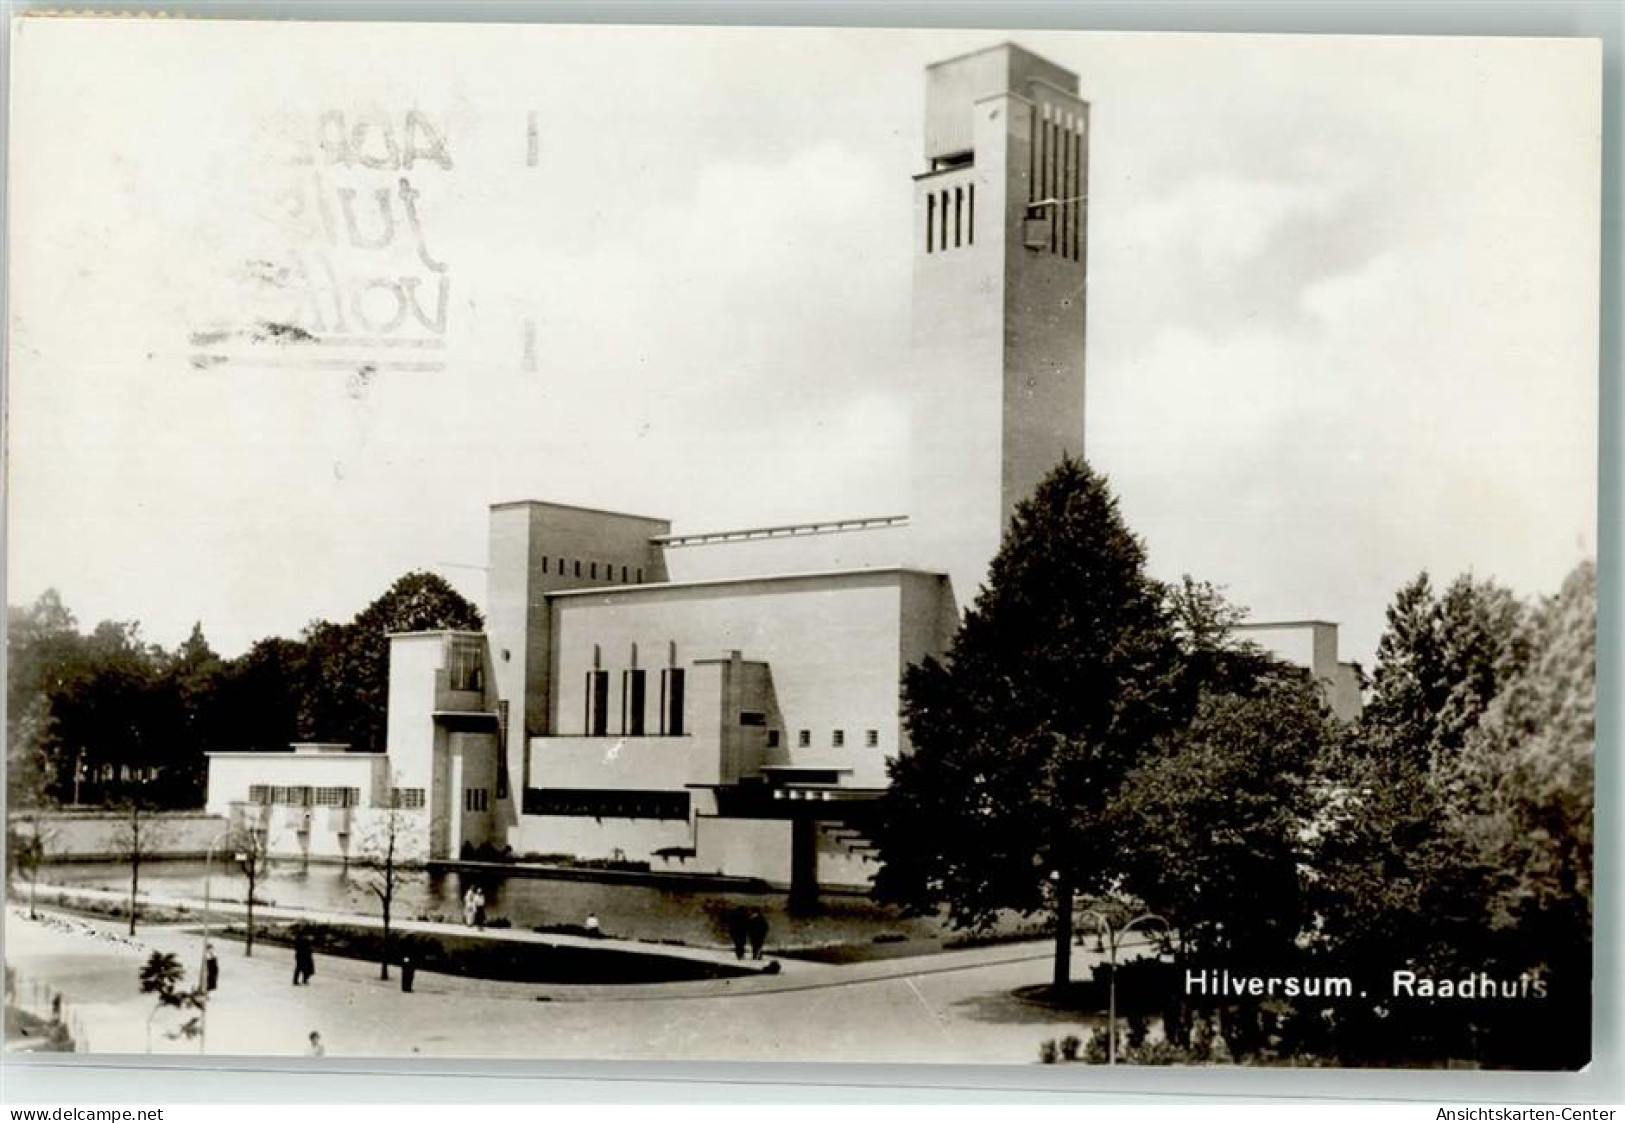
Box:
(6, 572), (482, 810)
(875, 457), (1594, 1069)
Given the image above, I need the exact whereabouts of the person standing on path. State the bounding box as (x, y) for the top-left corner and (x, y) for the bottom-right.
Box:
(292, 933), (316, 986)
(472, 886), (487, 930)
(747, 910), (768, 961)
(727, 908), (748, 960)
(306, 1031), (325, 1057)
(204, 945), (219, 993)
(400, 955), (416, 994)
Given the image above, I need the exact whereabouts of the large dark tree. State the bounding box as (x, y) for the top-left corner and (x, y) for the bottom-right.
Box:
(1362, 572), (1525, 770)
(873, 457), (1186, 986)
(1309, 560), (1591, 1069)
(207, 637), (308, 753)
(1444, 559), (1594, 1069)
(6, 572), (482, 812)
(1114, 670), (1336, 1058)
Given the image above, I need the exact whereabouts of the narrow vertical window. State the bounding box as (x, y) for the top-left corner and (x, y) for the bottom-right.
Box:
(624, 668), (647, 736)
(1067, 121), (1078, 259)
(542, 557), (549, 574)
(938, 190), (949, 251)
(798, 730), (811, 748)
(621, 565), (629, 583)
(590, 562), (597, 579)
(1059, 120), (1070, 256)
(1029, 104), (1039, 205)
(832, 729), (845, 748)
(866, 729), (879, 748)
(636, 568), (645, 583)
(586, 670), (609, 736)
(574, 560), (581, 577)
(1074, 120), (1085, 261)
(953, 186), (963, 247)
(1048, 117), (1058, 253)
(968, 183), (974, 246)
(926, 193), (935, 253)
(662, 668), (685, 737)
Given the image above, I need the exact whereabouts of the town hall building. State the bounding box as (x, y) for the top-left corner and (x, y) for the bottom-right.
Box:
(204, 44), (1361, 895)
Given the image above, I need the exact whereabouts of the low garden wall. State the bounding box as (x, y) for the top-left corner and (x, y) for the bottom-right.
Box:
(8, 810), (229, 861)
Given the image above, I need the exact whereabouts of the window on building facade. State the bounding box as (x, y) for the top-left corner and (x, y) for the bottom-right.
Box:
(766, 730), (780, 748)
(866, 729), (879, 747)
(621, 565), (629, 583)
(248, 784), (271, 805)
(833, 729), (845, 748)
(739, 711), (766, 726)
(446, 636), (484, 692)
(660, 667), (685, 736)
(542, 557), (549, 574)
(464, 788), (489, 813)
(522, 788), (690, 820)
(798, 730), (811, 748)
(574, 560), (581, 577)
(636, 568), (644, 583)
(586, 669), (610, 736)
(390, 787), (426, 810)
(623, 668), (647, 736)
(314, 786), (359, 807)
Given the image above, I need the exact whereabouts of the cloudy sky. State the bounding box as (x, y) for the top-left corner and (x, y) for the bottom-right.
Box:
(8, 21), (1601, 668)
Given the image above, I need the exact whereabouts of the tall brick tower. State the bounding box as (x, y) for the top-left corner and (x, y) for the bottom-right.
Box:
(908, 43), (1090, 612)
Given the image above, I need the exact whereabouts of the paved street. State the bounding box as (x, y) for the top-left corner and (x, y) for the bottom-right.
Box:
(5, 903), (1106, 1063)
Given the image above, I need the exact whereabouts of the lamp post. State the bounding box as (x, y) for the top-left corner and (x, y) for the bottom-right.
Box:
(198, 830), (233, 1054)
(1078, 907), (1168, 1065)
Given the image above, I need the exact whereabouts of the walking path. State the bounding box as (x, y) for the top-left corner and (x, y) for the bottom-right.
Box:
(6, 894), (1122, 1062)
(26, 880), (786, 984)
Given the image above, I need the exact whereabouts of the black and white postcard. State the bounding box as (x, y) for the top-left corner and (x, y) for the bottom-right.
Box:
(4, 17), (1602, 1073)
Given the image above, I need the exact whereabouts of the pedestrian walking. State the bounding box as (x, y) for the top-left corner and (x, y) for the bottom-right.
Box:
(727, 908), (748, 960)
(306, 1031), (325, 1057)
(204, 945), (219, 992)
(400, 955), (416, 994)
(292, 932), (316, 986)
(747, 910), (768, 961)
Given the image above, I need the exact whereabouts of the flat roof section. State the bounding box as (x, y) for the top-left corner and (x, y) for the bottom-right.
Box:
(489, 498), (670, 525)
(545, 565), (948, 602)
(653, 514), (909, 549)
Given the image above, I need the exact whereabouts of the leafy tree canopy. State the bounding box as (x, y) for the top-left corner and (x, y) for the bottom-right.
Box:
(874, 457), (1187, 960)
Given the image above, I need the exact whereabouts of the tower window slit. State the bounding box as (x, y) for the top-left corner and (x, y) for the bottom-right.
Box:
(1048, 118), (1058, 253)
(1068, 123), (1079, 260)
(1062, 123), (1072, 256)
(953, 186), (963, 247)
(926, 193), (935, 252)
(1074, 123), (1085, 261)
(968, 183), (974, 245)
(938, 190), (949, 251)
(1029, 105), (1039, 204)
